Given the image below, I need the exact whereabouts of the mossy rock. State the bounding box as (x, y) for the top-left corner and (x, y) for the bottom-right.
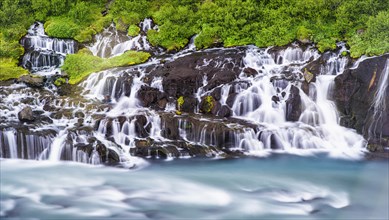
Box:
(62, 50), (150, 85)
(200, 96), (215, 113)
(54, 77), (67, 87)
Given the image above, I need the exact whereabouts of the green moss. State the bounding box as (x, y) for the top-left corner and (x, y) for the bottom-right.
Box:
(128, 25), (140, 37)
(177, 96), (185, 108)
(62, 50), (150, 84)
(54, 77), (67, 87)
(0, 58), (28, 81)
(201, 96), (214, 113)
(341, 51), (349, 57)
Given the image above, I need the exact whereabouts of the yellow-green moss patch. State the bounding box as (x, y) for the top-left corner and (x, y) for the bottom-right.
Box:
(62, 50), (150, 85)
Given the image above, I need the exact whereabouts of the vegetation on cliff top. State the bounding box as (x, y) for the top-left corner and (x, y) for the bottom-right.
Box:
(62, 49), (150, 85)
(0, 0), (389, 80)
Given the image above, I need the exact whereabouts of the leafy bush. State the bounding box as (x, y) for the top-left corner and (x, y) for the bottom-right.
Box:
(0, 58), (28, 81)
(349, 10), (389, 58)
(128, 25), (140, 37)
(45, 17), (80, 39)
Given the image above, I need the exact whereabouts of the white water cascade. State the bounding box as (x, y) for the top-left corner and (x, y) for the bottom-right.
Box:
(224, 46), (366, 158)
(20, 22), (76, 75)
(88, 18), (153, 58)
(367, 59), (389, 140)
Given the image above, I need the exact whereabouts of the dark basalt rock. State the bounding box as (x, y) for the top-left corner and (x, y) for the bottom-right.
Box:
(180, 96), (198, 113)
(147, 48), (244, 99)
(334, 54), (389, 147)
(161, 65), (203, 97)
(18, 75), (45, 88)
(285, 85), (302, 122)
(217, 105), (232, 118)
(243, 67), (258, 77)
(18, 106), (34, 122)
(137, 85), (166, 110)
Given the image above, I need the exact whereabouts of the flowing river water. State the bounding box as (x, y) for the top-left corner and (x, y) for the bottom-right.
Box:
(1, 157), (388, 219)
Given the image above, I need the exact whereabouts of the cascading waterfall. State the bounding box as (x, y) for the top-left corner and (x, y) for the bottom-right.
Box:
(320, 43), (349, 75)
(20, 22), (76, 74)
(88, 18), (153, 58)
(367, 59), (389, 140)
(224, 45), (365, 157)
(1, 31), (375, 165)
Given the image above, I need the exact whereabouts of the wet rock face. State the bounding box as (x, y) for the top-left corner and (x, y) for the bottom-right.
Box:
(18, 106), (34, 122)
(334, 54), (389, 145)
(286, 85), (302, 121)
(139, 48), (244, 115)
(137, 86), (165, 110)
(18, 75), (45, 88)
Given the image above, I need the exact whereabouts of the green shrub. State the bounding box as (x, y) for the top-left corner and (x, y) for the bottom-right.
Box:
(0, 58), (28, 81)
(349, 10), (389, 58)
(128, 25), (140, 37)
(45, 17), (80, 39)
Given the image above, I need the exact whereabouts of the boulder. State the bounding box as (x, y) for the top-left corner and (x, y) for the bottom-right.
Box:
(285, 85), (302, 121)
(137, 85), (165, 109)
(18, 106), (34, 122)
(18, 75), (45, 88)
(243, 67), (258, 77)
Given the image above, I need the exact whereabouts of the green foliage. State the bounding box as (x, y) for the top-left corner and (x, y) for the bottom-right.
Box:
(148, 4), (197, 51)
(1, 0), (389, 81)
(349, 10), (389, 58)
(62, 51), (150, 84)
(296, 26), (312, 43)
(128, 25), (140, 37)
(0, 33), (25, 59)
(0, 58), (28, 81)
(111, 0), (150, 32)
(45, 17), (80, 39)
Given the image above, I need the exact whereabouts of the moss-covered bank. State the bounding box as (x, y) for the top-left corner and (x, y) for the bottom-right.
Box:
(1, 0), (389, 81)
(62, 49), (150, 85)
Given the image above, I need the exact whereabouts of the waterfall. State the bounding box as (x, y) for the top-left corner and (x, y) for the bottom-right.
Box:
(2, 34), (376, 165)
(20, 22), (77, 75)
(367, 59), (389, 140)
(88, 19), (153, 58)
(227, 45), (365, 158)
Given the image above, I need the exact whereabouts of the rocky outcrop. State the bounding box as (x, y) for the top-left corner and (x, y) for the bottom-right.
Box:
(286, 85), (302, 121)
(334, 54), (389, 149)
(18, 75), (45, 88)
(137, 48), (245, 115)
